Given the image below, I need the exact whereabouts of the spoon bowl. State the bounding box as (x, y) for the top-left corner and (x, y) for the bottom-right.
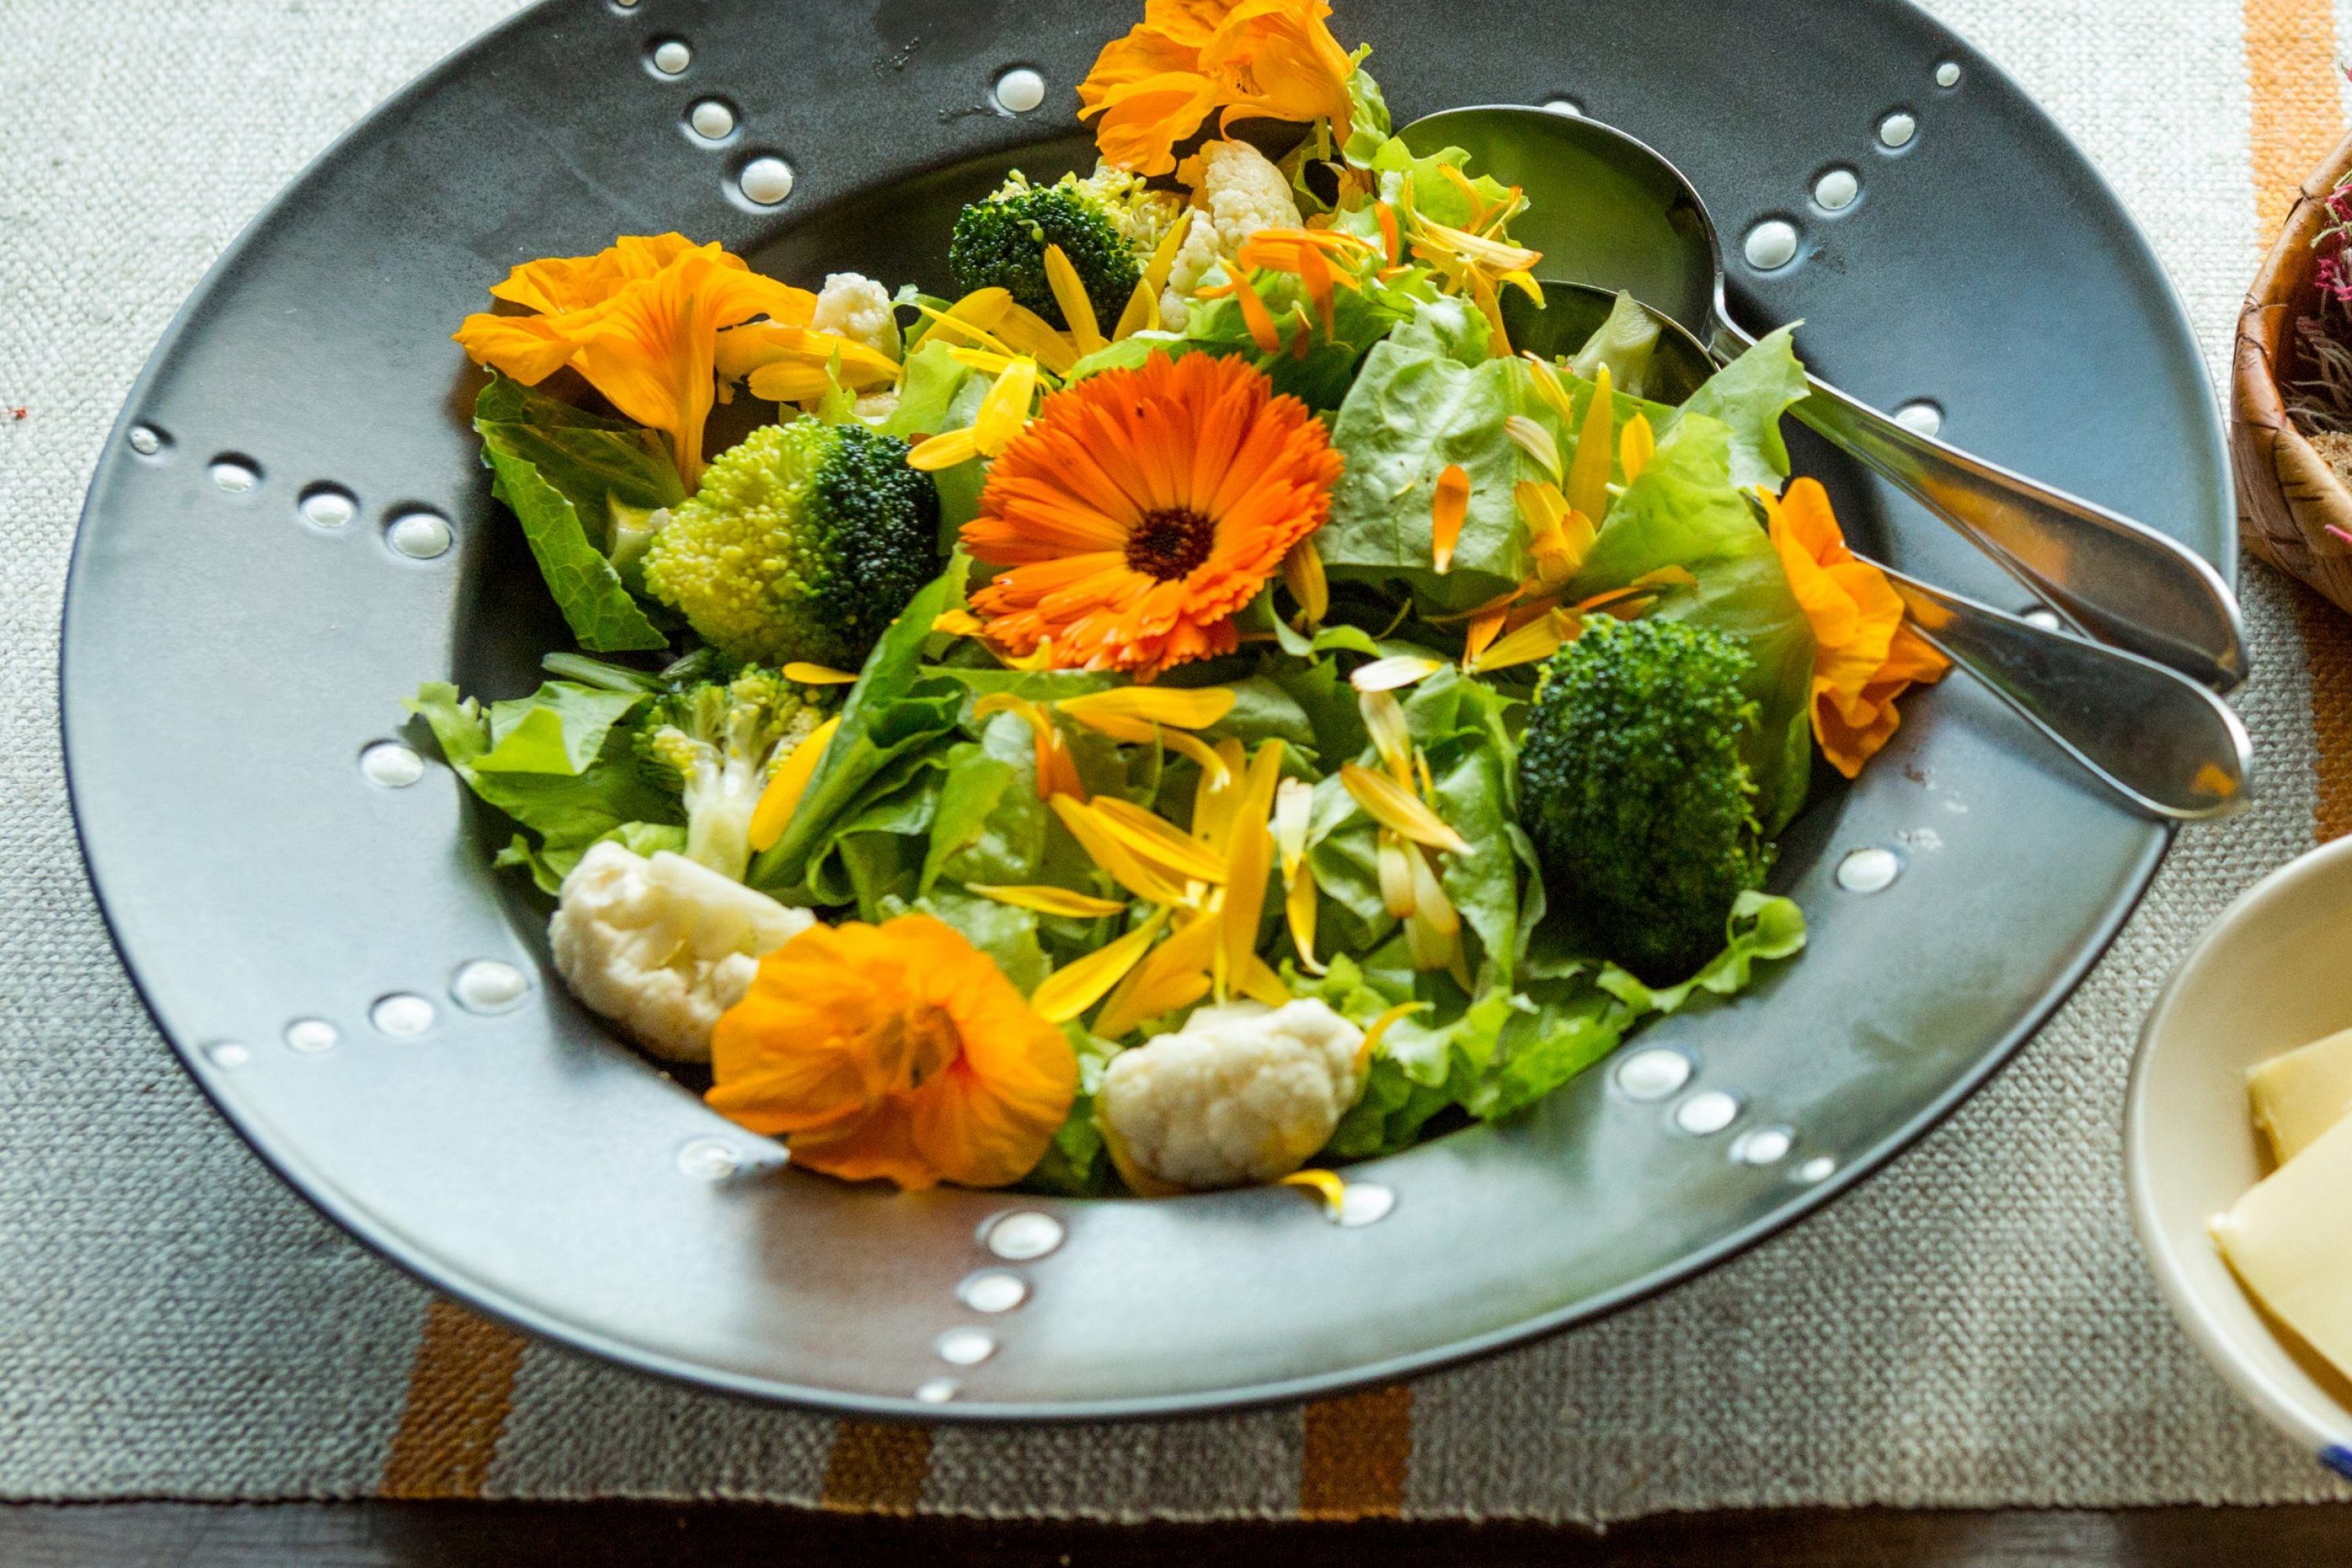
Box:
(1408, 105), (2250, 694)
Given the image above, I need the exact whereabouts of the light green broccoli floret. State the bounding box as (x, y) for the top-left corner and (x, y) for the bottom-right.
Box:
(1517, 615), (1774, 982)
(633, 664), (829, 880)
(642, 418), (941, 670)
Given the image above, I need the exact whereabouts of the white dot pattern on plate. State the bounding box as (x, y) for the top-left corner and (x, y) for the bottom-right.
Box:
(1616, 1047), (1692, 1102)
(371, 993), (436, 1037)
(1743, 219), (1798, 270)
(1542, 97), (1582, 116)
(1893, 400), (1944, 437)
(1813, 169), (1859, 211)
(1835, 847), (1903, 894)
(128, 425), (163, 456)
(209, 459), (259, 494)
(1936, 62), (1962, 88)
(206, 1041), (250, 1068)
(285, 1018), (339, 1054)
(915, 1377), (960, 1404)
(1675, 1090), (1741, 1136)
(386, 511), (452, 560)
(995, 67), (1045, 113)
(936, 1327), (996, 1366)
(299, 487), (357, 528)
(1798, 1155), (1837, 1183)
(452, 960), (528, 1014)
(359, 741), (426, 788)
(652, 39), (691, 74)
(1879, 111), (1918, 149)
(1337, 1182), (1396, 1228)
(677, 1140), (742, 1181)
(690, 100), (735, 139)
(1733, 1126), (1795, 1167)
(983, 1210), (1064, 1261)
(739, 156), (795, 205)
(956, 1271), (1029, 1314)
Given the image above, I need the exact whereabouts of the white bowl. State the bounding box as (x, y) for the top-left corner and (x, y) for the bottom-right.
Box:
(2129, 836), (2352, 1478)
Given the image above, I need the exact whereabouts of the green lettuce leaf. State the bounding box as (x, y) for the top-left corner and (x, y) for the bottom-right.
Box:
(1673, 326), (1809, 493)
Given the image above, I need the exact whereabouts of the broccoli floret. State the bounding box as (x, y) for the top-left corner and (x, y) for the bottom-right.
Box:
(633, 664), (829, 880)
(1517, 615), (1774, 982)
(642, 418), (941, 669)
(949, 168), (1168, 331)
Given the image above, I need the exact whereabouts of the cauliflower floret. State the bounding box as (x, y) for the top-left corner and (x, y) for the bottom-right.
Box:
(812, 271), (902, 359)
(548, 841), (815, 1064)
(1097, 999), (1365, 1190)
(1161, 140), (1303, 332)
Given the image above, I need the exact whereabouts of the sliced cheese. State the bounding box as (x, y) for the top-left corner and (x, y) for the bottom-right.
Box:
(2247, 1026), (2352, 1166)
(2212, 1111), (2352, 1385)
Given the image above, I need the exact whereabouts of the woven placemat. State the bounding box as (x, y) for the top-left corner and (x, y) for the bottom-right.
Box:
(5, 0), (2352, 1521)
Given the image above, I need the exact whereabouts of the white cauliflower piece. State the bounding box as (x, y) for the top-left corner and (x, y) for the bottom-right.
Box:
(1161, 140), (1303, 332)
(812, 271), (902, 359)
(1097, 1000), (1364, 1190)
(548, 841), (815, 1065)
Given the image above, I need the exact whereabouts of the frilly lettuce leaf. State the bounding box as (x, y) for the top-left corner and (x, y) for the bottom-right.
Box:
(1673, 326), (1809, 493)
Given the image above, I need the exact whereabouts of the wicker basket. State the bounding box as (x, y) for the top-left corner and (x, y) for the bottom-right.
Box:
(2234, 130), (2352, 615)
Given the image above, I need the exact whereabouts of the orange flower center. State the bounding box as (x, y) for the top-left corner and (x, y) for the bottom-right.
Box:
(1127, 506), (1219, 579)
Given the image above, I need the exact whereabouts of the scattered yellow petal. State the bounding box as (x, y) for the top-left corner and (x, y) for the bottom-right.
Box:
(1142, 210), (1192, 298)
(967, 885), (1133, 919)
(1431, 463), (1471, 575)
(1354, 1000), (1435, 1074)
(1216, 742), (1286, 996)
(1463, 609), (1508, 670)
(1342, 764), (1472, 856)
(1506, 415), (1563, 483)
(932, 609), (986, 637)
(1472, 608), (1578, 673)
(1359, 690), (1417, 787)
(1049, 796), (1189, 906)
(1228, 276), (1283, 354)
(1057, 687), (1237, 734)
(1621, 412), (1655, 482)
(1567, 363), (1615, 522)
(1094, 913), (1220, 1040)
(1191, 736), (1250, 857)
(974, 693), (1087, 800)
(989, 303), (1082, 377)
(1236, 950), (1293, 1008)
(907, 427), (982, 472)
(1113, 278), (1157, 341)
(1043, 244), (1108, 357)
(1522, 352), (1577, 425)
(782, 662), (858, 686)
(1377, 829), (1417, 918)
(1087, 797), (1230, 884)
(1029, 908), (1171, 1024)
(973, 355), (1040, 451)
(1350, 655), (1444, 693)
(747, 716), (839, 852)
(1279, 1168), (1348, 1218)
(1281, 536), (1330, 626)
(1273, 775), (1316, 879)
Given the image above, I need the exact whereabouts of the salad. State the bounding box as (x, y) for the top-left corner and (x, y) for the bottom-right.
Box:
(412, 0), (1945, 1200)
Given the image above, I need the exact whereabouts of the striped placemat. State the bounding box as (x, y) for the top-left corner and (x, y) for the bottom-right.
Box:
(5, 0), (2352, 1519)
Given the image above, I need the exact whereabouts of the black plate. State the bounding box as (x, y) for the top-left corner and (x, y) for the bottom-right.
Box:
(61, 0), (2226, 1420)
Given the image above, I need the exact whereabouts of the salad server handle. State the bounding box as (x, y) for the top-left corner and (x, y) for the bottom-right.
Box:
(1709, 325), (2248, 695)
(1876, 564), (2253, 822)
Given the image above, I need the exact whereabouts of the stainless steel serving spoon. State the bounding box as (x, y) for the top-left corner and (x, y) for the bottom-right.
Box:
(1512, 281), (2251, 822)
(1400, 105), (2251, 695)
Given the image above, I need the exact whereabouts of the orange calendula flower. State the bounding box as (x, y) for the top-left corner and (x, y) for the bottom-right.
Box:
(961, 351), (1343, 677)
(1762, 478), (1951, 779)
(707, 916), (1078, 1191)
(454, 234), (816, 488)
(1077, 0), (1355, 177)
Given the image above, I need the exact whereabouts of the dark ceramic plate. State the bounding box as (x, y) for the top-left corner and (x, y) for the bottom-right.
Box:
(62, 0), (2227, 1420)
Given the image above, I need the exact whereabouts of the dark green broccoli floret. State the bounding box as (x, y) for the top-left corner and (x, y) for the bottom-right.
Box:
(949, 172), (1149, 332)
(642, 418), (940, 670)
(633, 664), (829, 880)
(1517, 615), (1774, 981)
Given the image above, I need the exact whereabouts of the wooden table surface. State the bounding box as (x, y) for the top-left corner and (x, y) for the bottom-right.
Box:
(2, 1503), (2347, 1565)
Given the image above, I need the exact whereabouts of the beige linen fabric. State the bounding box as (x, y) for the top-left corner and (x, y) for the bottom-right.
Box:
(2, 0), (2350, 1519)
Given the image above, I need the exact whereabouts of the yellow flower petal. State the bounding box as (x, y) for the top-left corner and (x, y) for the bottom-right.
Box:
(1355, 1000), (1435, 1074)
(1281, 535), (1329, 626)
(1216, 742), (1286, 995)
(1285, 870), (1323, 975)
(1191, 736), (1250, 857)
(1506, 415), (1563, 483)
(782, 662), (858, 686)
(989, 303), (1082, 377)
(1048, 796), (1191, 906)
(1431, 463), (1471, 575)
(967, 885), (1133, 919)
(1029, 908), (1172, 1024)
(1043, 244), (1109, 357)
(907, 427), (982, 472)
(933, 609), (986, 636)
(1086, 797), (1230, 884)
(1621, 412), (1656, 482)
(1341, 764), (1472, 857)
(1114, 278), (1158, 342)
(1279, 1168), (1348, 1218)
(1567, 363), (1615, 523)
(1521, 352), (1577, 425)
(1359, 691), (1416, 786)
(747, 716), (839, 852)
(1142, 209), (1193, 297)
(1236, 951), (1293, 1009)
(1472, 608), (1577, 673)
(1094, 913), (1220, 1040)
(1273, 775), (1315, 880)
(1057, 687), (1238, 734)
(1350, 655), (1444, 693)
(1377, 830), (1417, 918)
(973, 356), (1040, 452)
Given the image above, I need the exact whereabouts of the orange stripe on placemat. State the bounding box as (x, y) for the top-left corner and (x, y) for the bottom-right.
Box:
(2246, 0), (2352, 838)
(380, 1298), (529, 1498)
(2246, 0), (2344, 235)
(820, 1419), (935, 1513)
(1298, 1384), (1414, 1519)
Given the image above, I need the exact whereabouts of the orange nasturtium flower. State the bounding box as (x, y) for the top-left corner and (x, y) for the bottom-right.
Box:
(961, 351), (1343, 677)
(454, 235), (818, 489)
(1761, 478), (1951, 779)
(707, 917), (1078, 1191)
(1077, 0), (1356, 176)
